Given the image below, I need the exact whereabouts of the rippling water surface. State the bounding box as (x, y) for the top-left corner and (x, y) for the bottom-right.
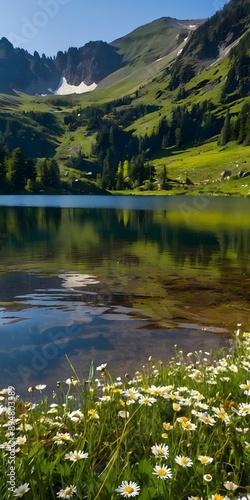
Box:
(0, 195), (249, 396)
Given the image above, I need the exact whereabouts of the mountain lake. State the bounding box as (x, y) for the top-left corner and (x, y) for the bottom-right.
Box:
(0, 195), (249, 397)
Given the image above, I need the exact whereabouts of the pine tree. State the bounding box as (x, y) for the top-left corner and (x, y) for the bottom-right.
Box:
(7, 148), (28, 191)
(158, 165), (168, 190)
(218, 109), (232, 146)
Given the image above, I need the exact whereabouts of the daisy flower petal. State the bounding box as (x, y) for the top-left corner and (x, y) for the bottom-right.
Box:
(115, 480), (140, 497)
(152, 464), (172, 479)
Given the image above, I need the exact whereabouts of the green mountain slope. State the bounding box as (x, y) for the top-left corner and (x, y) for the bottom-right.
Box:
(111, 17), (205, 67)
(95, 17), (205, 95)
(0, 0), (249, 196)
(169, 0), (250, 88)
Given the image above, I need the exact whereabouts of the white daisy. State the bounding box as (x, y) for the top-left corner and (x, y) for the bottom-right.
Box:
(240, 380), (250, 391)
(115, 480), (140, 497)
(16, 436), (27, 445)
(0, 388), (9, 395)
(52, 433), (73, 444)
(68, 410), (84, 422)
(223, 481), (239, 491)
(182, 421), (197, 430)
(123, 388), (141, 401)
(212, 407), (230, 423)
(238, 403), (250, 416)
(147, 385), (172, 396)
(0, 441), (12, 450)
(17, 423), (33, 432)
(48, 408), (58, 414)
(99, 395), (111, 402)
(13, 483), (30, 497)
(118, 411), (130, 419)
(65, 450), (88, 462)
(197, 412), (216, 426)
(198, 456), (213, 465)
(96, 363), (107, 371)
(175, 455), (193, 467)
(152, 464), (172, 479)
(35, 384), (46, 391)
(138, 396), (157, 406)
(229, 364), (238, 373)
(151, 443), (169, 458)
(65, 378), (78, 386)
(56, 485), (77, 498)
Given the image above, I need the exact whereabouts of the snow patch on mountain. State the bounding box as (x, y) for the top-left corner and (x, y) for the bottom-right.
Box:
(50, 77), (97, 95)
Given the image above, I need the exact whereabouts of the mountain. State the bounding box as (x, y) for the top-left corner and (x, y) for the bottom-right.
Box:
(168, 0), (250, 88)
(111, 17), (205, 67)
(0, 38), (124, 95)
(0, 0), (250, 196)
(0, 1), (248, 98)
(0, 17), (205, 96)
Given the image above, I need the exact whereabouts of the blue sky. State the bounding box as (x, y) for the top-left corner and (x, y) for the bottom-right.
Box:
(1, 0), (229, 56)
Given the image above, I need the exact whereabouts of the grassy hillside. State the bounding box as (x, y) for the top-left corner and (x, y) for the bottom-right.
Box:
(111, 17), (204, 66)
(0, 0), (249, 196)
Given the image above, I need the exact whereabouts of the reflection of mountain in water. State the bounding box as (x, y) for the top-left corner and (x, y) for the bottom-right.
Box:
(0, 198), (249, 395)
(0, 204), (250, 272)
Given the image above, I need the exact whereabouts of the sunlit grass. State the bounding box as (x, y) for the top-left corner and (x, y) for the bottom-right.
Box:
(0, 328), (250, 499)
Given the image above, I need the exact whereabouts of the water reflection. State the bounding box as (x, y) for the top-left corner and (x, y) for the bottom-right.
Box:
(0, 197), (249, 395)
(0, 205), (250, 271)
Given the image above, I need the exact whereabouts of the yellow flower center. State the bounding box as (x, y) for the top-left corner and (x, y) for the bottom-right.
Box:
(65, 488), (73, 495)
(182, 422), (192, 429)
(158, 468), (167, 476)
(173, 403), (180, 410)
(163, 422), (171, 430)
(124, 486), (134, 493)
(213, 495), (224, 500)
(217, 412), (225, 419)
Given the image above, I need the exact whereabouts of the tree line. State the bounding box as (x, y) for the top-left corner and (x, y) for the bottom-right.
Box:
(0, 145), (60, 193)
(89, 100), (223, 190)
(218, 100), (250, 146)
(0, 97), (249, 194)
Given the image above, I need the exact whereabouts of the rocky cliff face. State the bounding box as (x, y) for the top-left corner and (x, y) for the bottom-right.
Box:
(55, 41), (123, 86)
(0, 37), (123, 95)
(0, 37), (59, 94)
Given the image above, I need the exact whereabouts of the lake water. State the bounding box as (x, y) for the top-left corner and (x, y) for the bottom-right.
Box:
(0, 195), (249, 397)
